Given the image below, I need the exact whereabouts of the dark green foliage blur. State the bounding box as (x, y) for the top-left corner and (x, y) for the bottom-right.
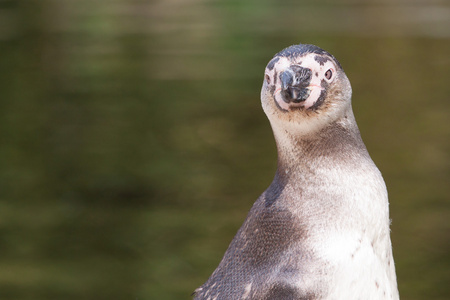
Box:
(0, 0), (449, 299)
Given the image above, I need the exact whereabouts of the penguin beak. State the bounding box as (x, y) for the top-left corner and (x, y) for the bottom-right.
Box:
(280, 66), (312, 104)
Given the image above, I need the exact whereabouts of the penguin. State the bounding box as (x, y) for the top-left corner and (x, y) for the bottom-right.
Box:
(194, 44), (399, 300)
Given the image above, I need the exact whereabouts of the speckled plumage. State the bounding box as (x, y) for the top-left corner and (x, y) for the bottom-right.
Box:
(194, 44), (399, 300)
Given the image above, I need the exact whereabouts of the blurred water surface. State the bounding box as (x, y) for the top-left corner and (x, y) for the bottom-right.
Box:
(0, 0), (449, 299)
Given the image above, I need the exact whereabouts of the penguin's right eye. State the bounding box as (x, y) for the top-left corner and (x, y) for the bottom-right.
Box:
(265, 74), (270, 84)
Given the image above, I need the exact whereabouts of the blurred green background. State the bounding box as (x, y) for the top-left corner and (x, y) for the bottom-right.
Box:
(1, 0), (449, 299)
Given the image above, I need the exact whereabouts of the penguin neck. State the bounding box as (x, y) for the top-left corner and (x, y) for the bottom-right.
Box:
(271, 111), (367, 181)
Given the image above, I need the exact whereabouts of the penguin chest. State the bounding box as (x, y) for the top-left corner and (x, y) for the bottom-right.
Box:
(316, 231), (398, 299)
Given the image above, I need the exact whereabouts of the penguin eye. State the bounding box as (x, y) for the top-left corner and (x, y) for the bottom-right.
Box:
(265, 74), (270, 84)
(325, 69), (333, 80)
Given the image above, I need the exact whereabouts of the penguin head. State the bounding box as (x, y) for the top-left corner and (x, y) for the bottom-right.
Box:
(261, 44), (353, 136)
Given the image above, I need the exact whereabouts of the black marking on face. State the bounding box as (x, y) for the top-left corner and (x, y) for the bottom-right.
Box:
(269, 85), (276, 95)
(314, 55), (330, 66)
(315, 72), (318, 77)
(310, 89), (327, 110)
(274, 70), (278, 85)
(267, 57), (280, 70)
(275, 44), (329, 58)
(273, 95), (289, 112)
(274, 44), (343, 69)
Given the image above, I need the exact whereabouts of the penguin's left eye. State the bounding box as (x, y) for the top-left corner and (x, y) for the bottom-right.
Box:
(265, 74), (270, 84)
(325, 69), (333, 80)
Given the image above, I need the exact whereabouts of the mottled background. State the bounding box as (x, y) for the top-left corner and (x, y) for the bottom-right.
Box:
(1, 0), (449, 299)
